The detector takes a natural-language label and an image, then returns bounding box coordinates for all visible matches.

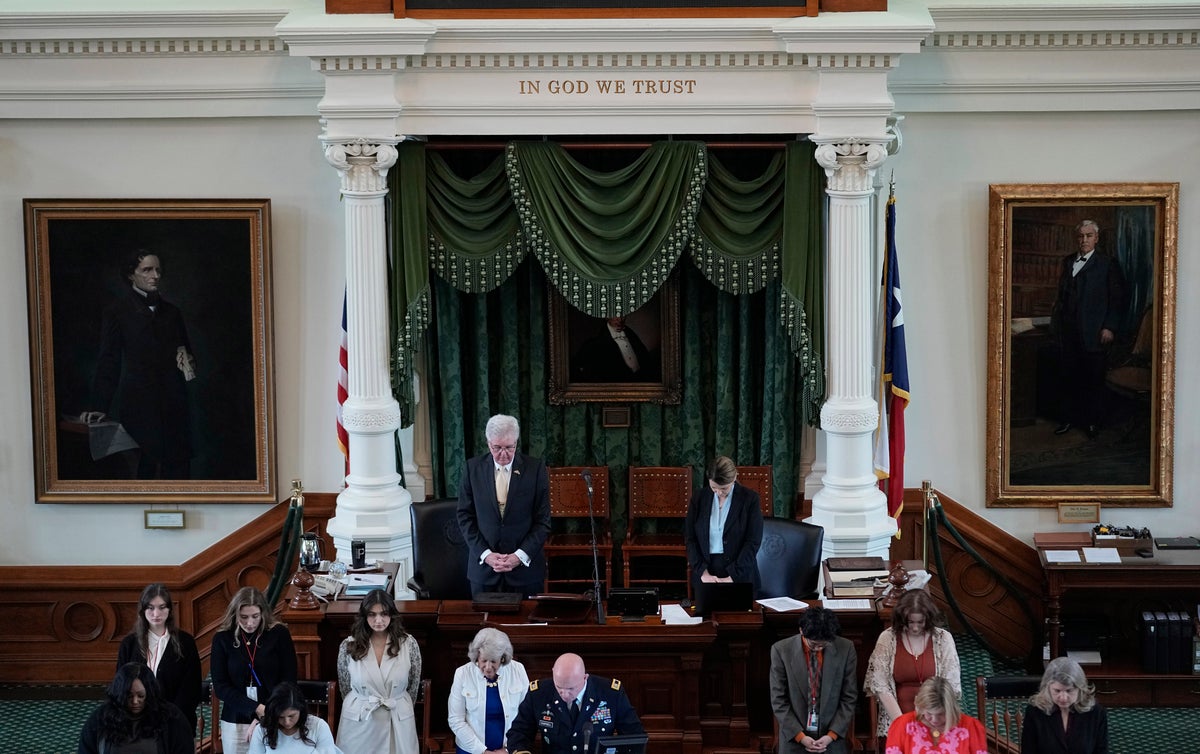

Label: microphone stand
[582,471,606,625]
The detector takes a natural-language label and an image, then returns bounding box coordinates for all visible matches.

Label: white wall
[0,117,348,564]
[887,109,1200,540]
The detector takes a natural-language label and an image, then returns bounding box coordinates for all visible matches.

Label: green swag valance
[388,139,825,426]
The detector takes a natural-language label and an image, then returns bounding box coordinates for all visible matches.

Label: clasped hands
[485,552,522,573]
[699,569,733,584]
[798,733,832,752]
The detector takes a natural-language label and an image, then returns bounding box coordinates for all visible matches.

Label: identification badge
[247,686,258,702]
[805,709,819,734]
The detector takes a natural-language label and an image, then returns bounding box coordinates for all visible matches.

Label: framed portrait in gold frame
[23,199,276,503]
[985,183,1176,508]
[547,276,681,405]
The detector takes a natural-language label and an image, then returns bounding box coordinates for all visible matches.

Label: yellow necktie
[496,466,510,516]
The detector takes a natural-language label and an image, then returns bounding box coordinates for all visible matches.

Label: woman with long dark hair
[211,586,297,754]
[78,661,194,754]
[116,584,202,732]
[248,682,343,754]
[336,588,422,754]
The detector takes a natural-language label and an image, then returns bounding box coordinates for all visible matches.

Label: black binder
[1167,611,1187,673]
[1141,611,1162,673]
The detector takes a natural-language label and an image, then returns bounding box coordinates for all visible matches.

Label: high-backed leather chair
[736,465,774,517]
[407,498,472,600]
[755,517,824,599]
[545,466,612,595]
[622,466,692,593]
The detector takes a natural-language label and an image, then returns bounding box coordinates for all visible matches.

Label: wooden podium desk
[1039,547,1200,705]
[284,596,886,753]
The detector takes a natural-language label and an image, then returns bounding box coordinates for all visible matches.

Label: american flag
[874,190,910,525]
[337,293,349,481]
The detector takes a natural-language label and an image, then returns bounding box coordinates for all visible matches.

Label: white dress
[335,634,422,754]
[248,716,344,754]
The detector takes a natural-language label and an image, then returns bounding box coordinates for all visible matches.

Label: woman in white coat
[448,628,529,754]
[336,589,421,754]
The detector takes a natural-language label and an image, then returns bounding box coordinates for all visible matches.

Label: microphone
[581,468,593,495]
[582,721,594,754]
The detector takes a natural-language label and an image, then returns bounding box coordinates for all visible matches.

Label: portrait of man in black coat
[571,315,661,383]
[80,250,196,479]
[1049,219,1128,439]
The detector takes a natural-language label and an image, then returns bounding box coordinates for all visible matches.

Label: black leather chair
[756,517,824,599]
[407,498,472,600]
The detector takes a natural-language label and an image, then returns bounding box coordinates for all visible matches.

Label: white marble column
[807,138,898,559]
[322,138,415,594]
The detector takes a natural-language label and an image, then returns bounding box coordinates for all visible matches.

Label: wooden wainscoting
[889,488,1044,665]
[0,493,336,686]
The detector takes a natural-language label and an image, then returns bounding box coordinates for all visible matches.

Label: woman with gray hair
[1022,657,1109,753]
[448,627,529,754]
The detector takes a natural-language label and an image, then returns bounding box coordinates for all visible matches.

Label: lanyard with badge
[243,631,264,701]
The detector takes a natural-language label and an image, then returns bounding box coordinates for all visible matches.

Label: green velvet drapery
[387,139,824,519]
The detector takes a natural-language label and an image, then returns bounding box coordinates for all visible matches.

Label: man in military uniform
[508,653,644,754]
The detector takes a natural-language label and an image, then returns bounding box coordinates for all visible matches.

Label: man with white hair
[457,414,551,598]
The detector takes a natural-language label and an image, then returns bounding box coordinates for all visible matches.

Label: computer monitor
[591,733,649,754]
[693,581,754,618]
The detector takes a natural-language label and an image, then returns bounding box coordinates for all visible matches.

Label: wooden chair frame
[622,466,692,590]
[976,674,1041,754]
[735,465,774,517]
[545,466,613,593]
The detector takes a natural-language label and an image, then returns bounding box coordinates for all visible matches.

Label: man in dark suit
[507,652,644,754]
[80,250,195,479]
[572,316,660,382]
[456,414,552,598]
[770,607,858,754]
[684,456,763,598]
[1050,220,1128,439]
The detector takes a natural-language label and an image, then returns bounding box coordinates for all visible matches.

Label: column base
[327,485,415,599]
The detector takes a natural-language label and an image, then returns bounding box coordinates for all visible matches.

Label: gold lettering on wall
[517,79,697,95]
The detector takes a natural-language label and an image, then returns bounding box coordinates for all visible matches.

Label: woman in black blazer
[684,456,764,598]
[211,586,297,754]
[116,583,202,733]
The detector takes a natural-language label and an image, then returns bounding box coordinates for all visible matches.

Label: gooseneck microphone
[581,468,593,495]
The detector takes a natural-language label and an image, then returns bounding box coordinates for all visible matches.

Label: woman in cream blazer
[448,628,530,754]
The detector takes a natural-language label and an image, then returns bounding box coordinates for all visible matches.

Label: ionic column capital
[811,138,891,194]
[321,138,400,194]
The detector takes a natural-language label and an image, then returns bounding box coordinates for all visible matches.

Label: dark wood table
[284,592,886,753]
[1038,546,1200,705]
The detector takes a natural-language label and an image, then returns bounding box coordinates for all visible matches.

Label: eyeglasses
[489,444,516,453]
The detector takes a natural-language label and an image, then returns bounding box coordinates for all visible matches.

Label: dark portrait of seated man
[571,315,661,383]
[79,250,195,480]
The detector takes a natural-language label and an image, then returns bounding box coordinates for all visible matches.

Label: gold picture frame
[986,183,1177,507]
[24,199,276,503]
[547,276,681,405]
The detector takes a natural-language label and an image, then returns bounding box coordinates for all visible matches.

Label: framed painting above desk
[986,183,1178,508]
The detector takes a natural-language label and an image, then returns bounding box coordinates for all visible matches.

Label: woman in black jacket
[78,662,193,754]
[116,584,201,733]
[211,586,297,754]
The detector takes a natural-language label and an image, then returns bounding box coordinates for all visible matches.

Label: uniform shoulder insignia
[610,678,622,690]
[529,680,539,691]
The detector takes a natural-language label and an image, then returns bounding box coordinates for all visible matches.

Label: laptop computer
[693,581,755,618]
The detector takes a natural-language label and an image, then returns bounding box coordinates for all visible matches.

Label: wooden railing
[891,487,1044,666]
[0,493,336,685]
